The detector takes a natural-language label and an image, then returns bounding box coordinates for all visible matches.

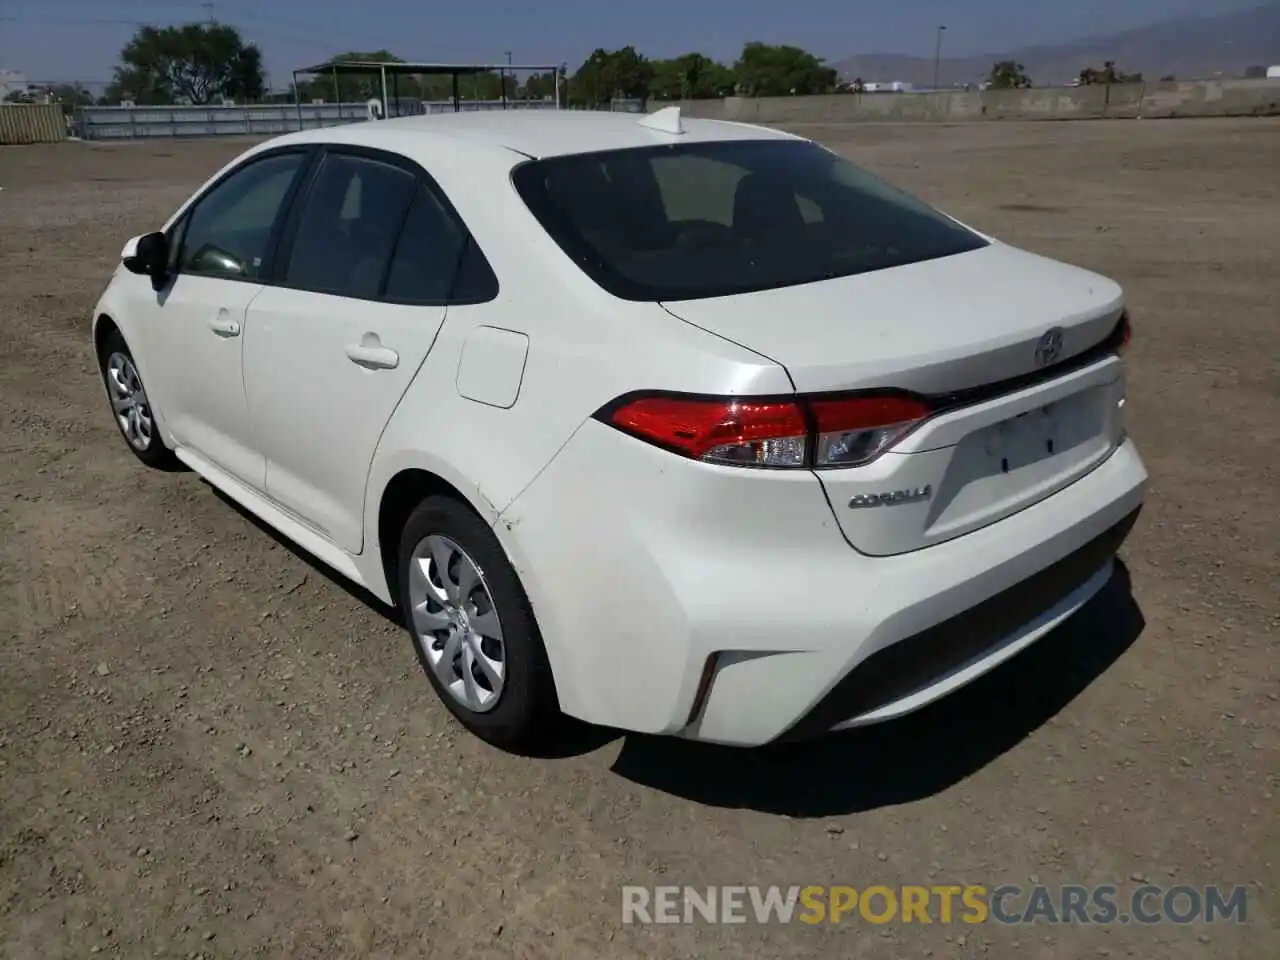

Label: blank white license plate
[992,404,1059,473]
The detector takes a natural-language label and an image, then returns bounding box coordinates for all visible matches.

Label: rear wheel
[98,329,176,469]
[397,495,559,751]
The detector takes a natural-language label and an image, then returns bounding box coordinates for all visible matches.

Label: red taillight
[1118,311,1132,354]
[606,395,808,467]
[808,395,930,431]
[601,392,932,469]
[808,394,932,466]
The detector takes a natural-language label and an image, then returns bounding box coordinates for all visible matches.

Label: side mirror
[122,231,169,278]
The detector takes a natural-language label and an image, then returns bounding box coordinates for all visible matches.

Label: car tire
[397,495,560,751]
[97,329,177,469]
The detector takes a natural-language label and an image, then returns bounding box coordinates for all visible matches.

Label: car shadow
[198,477,1144,790]
[151,457,191,474]
[607,561,1144,816]
[204,482,622,758]
[204,483,403,629]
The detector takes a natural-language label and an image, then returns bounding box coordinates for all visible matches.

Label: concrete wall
[1140,79,1280,118]
[0,103,66,145]
[662,78,1280,124]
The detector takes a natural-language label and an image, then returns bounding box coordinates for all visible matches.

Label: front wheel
[397,495,560,751]
[98,329,176,469]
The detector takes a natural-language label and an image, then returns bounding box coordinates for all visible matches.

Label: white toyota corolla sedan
[91,108,1146,750]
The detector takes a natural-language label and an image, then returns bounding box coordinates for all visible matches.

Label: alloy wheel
[105,351,153,451]
[406,534,507,713]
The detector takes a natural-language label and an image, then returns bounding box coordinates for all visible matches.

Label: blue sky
[0,0,1263,88]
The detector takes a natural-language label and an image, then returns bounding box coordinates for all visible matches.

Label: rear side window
[384,184,497,304]
[512,140,988,301]
[284,153,417,300]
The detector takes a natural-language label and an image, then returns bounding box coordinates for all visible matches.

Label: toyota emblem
[1034,327,1065,368]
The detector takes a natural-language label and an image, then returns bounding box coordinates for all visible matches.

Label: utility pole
[202,0,215,24]
[933,24,946,90]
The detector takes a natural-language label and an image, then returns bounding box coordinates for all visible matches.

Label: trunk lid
[661,242,1124,395]
[661,242,1129,555]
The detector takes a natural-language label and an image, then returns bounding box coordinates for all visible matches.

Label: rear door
[242,146,490,552]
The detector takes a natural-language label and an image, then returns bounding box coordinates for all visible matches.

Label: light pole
[933,25,946,90]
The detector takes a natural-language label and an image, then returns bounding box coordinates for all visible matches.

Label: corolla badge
[1034,327,1065,368]
[848,485,932,508]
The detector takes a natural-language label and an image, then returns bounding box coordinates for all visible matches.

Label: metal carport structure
[291,59,564,123]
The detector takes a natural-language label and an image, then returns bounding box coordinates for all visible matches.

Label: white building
[1267,66,1280,79]
[863,81,913,93]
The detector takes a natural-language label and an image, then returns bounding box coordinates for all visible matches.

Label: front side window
[178,151,307,280]
[283,153,417,300]
[512,139,988,302]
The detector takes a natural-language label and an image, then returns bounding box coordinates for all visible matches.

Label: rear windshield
[511,139,988,302]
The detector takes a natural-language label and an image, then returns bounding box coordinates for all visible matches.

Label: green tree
[107,23,265,105]
[50,83,96,114]
[733,42,837,97]
[649,58,685,100]
[521,71,564,101]
[417,72,456,102]
[1079,61,1142,86]
[473,71,518,101]
[409,70,512,103]
[649,53,734,100]
[987,60,1032,89]
[569,47,653,107]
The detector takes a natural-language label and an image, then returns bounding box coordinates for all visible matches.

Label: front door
[244,151,475,552]
[143,276,266,485]
[134,149,312,489]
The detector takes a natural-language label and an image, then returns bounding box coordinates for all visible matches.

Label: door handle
[209,313,241,337]
[345,335,399,370]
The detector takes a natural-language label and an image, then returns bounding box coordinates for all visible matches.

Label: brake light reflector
[606,395,808,467]
[808,395,932,466]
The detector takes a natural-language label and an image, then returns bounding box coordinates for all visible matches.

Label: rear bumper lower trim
[773,504,1141,743]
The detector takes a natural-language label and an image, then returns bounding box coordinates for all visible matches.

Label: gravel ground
[1,118,1277,959]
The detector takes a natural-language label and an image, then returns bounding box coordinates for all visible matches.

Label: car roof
[273,109,804,160]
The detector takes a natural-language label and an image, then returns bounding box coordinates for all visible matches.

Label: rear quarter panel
[360,137,793,598]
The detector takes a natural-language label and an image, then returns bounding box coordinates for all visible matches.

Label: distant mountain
[834,2,1280,88]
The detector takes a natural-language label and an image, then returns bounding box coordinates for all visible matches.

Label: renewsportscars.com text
[621,884,1248,926]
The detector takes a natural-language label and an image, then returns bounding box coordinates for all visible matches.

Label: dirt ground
[1,118,1276,959]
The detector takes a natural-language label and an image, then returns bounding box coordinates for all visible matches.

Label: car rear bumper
[495,422,1147,747]
[773,505,1137,742]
